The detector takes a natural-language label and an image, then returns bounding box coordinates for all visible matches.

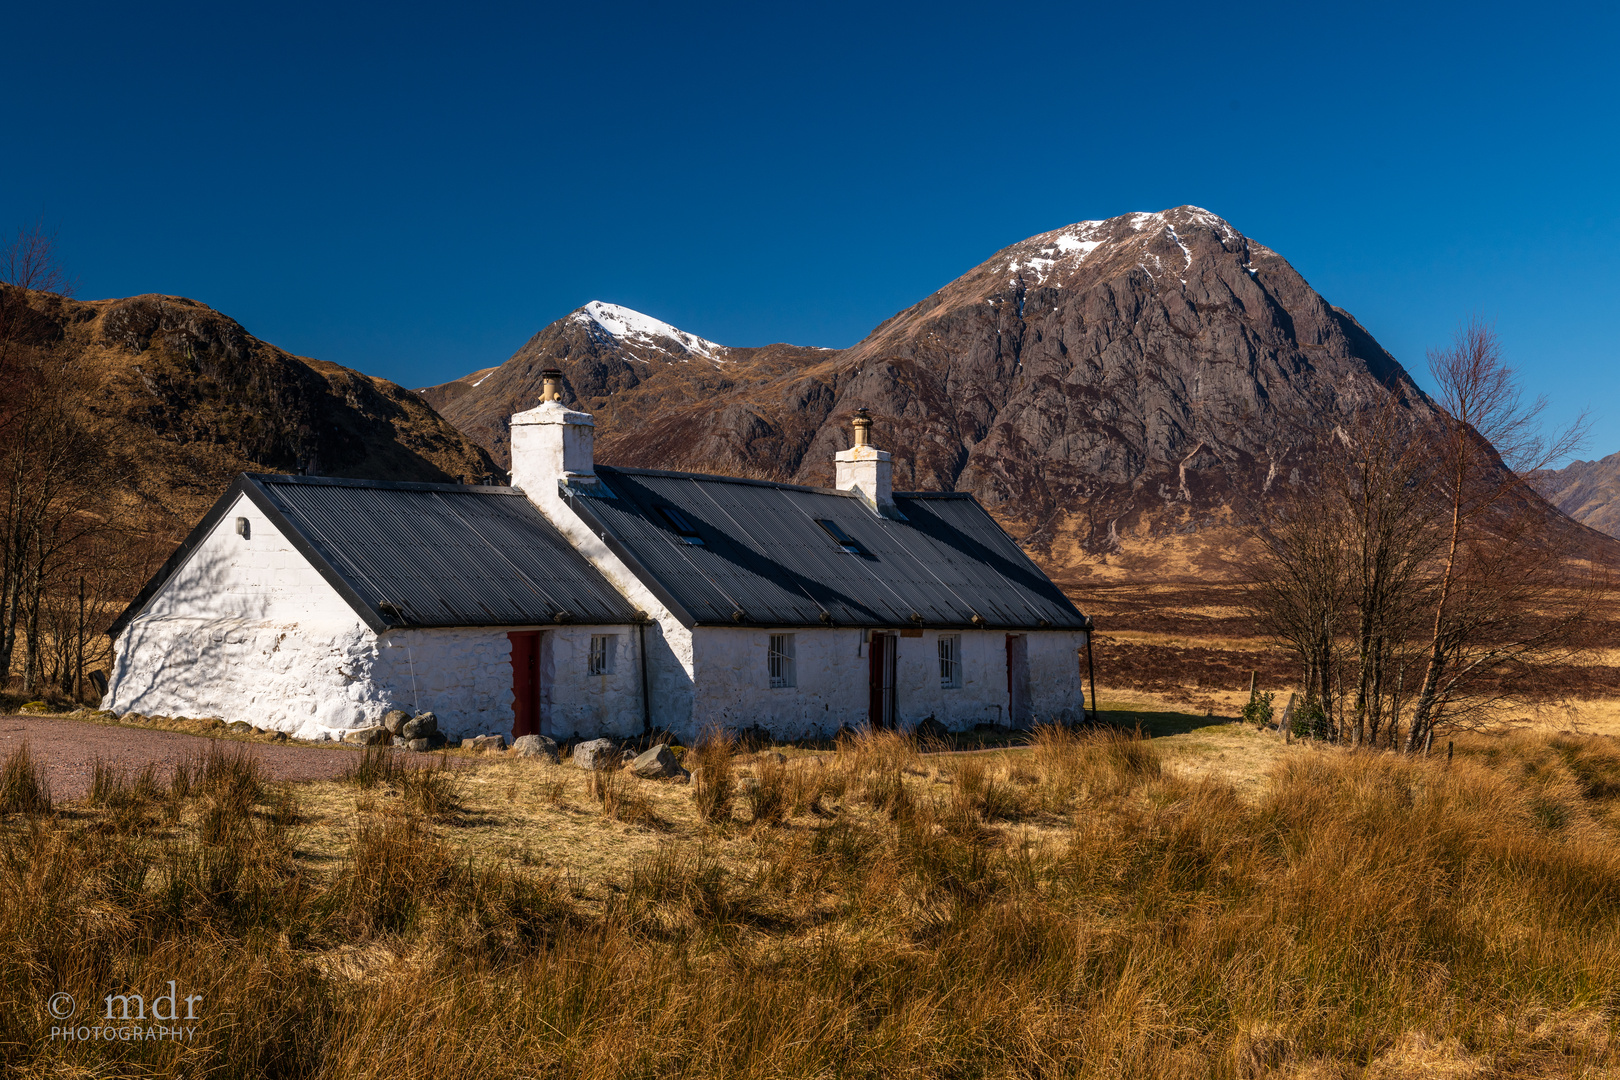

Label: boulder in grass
[462,734,505,752]
[382,709,411,737]
[226,720,254,735]
[344,726,390,745]
[914,717,950,743]
[573,738,620,771]
[401,712,438,740]
[511,735,560,761]
[405,737,432,752]
[628,744,687,780]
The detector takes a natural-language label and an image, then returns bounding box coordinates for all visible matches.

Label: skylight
[657,506,703,544]
[816,518,865,555]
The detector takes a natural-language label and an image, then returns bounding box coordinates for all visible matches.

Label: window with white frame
[768,633,796,688]
[938,634,962,689]
[588,635,615,676]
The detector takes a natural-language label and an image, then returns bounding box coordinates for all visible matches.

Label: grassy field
[4,716,1620,1079]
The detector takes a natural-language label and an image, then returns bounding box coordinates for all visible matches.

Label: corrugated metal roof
[107,474,642,638]
[566,467,1086,630]
[253,475,641,629]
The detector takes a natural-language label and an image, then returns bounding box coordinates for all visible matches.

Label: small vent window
[938,634,962,689]
[815,518,864,555]
[657,506,704,544]
[588,635,616,676]
[768,633,796,688]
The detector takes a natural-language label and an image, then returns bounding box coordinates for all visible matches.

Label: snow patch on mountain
[571,301,725,362]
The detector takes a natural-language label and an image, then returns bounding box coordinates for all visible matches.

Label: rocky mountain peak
[422,207,1485,580]
[569,301,726,364]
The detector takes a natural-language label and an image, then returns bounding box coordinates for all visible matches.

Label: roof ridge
[246,472,517,495]
[595,465,968,500]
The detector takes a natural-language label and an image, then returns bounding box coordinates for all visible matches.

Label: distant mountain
[7,290,501,531]
[430,209,1472,580]
[423,300,831,470]
[1535,453,1620,538]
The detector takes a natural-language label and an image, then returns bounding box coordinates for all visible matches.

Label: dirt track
[0,714,447,802]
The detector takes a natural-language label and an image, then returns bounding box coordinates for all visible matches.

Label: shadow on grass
[1091,704,1240,738]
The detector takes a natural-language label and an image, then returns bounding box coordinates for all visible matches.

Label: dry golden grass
[6,728,1620,1077]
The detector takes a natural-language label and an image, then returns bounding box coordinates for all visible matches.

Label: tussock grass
[4,728,1620,1076]
[0,742,51,816]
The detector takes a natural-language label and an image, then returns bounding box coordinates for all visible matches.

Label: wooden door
[868,633,896,729]
[1005,634,1030,727]
[509,631,541,739]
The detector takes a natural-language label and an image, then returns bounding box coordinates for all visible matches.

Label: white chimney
[834,407,895,514]
[510,369,598,495]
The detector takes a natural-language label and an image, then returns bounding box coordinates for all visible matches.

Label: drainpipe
[1083,616,1098,725]
[638,615,652,738]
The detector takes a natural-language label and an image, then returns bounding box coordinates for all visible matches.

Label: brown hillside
[1536,452,1620,539]
[14,290,501,533]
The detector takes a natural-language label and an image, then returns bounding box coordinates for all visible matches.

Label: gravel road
[0,714,451,802]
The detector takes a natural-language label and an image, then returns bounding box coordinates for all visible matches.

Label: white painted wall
[104,490,651,741]
[691,627,867,740]
[685,626,1088,740]
[511,400,697,735]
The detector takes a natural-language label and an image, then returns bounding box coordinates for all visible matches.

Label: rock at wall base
[511,735,560,761]
[401,712,438,741]
[382,709,411,737]
[462,734,506,752]
[628,744,686,780]
[344,726,390,746]
[573,738,620,771]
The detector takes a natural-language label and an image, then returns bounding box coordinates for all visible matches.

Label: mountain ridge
[426,206,1477,580]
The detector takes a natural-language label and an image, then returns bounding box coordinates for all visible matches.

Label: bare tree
[1328,399,1443,747]
[1405,320,1591,751]
[0,224,146,700]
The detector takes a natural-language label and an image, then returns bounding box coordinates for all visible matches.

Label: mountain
[7,290,501,531]
[428,300,831,469]
[1535,453,1620,538]
[428,208,1450,580]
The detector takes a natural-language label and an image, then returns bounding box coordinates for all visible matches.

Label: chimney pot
[852,407,872,447]
[540,369,564,403]
[834,407,894,514]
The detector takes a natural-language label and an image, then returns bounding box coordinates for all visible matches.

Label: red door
[509,631,541,739]
[868,633,895,729]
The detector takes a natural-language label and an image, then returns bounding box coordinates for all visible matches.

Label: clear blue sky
[6,1,1617,461]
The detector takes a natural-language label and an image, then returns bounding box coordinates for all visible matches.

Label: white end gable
[138,492,362,627]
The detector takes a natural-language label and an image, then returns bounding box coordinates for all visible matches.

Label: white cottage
[106,373,1093,742]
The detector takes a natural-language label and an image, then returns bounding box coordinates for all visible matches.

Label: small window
[938,634,962,689]
[235,517,250,539]
[768,633,796,688]
[815,518,864,555]
[588,635,616,676]
[657,506,703,544]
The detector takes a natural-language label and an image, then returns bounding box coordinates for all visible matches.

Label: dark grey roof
[563,466,1086,631]
[108,474,640,638]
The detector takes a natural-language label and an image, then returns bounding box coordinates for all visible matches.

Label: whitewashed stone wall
[104,491,650,741]
[511,402,697,734]
[686,627,1087,740]
[691,628,866,740]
